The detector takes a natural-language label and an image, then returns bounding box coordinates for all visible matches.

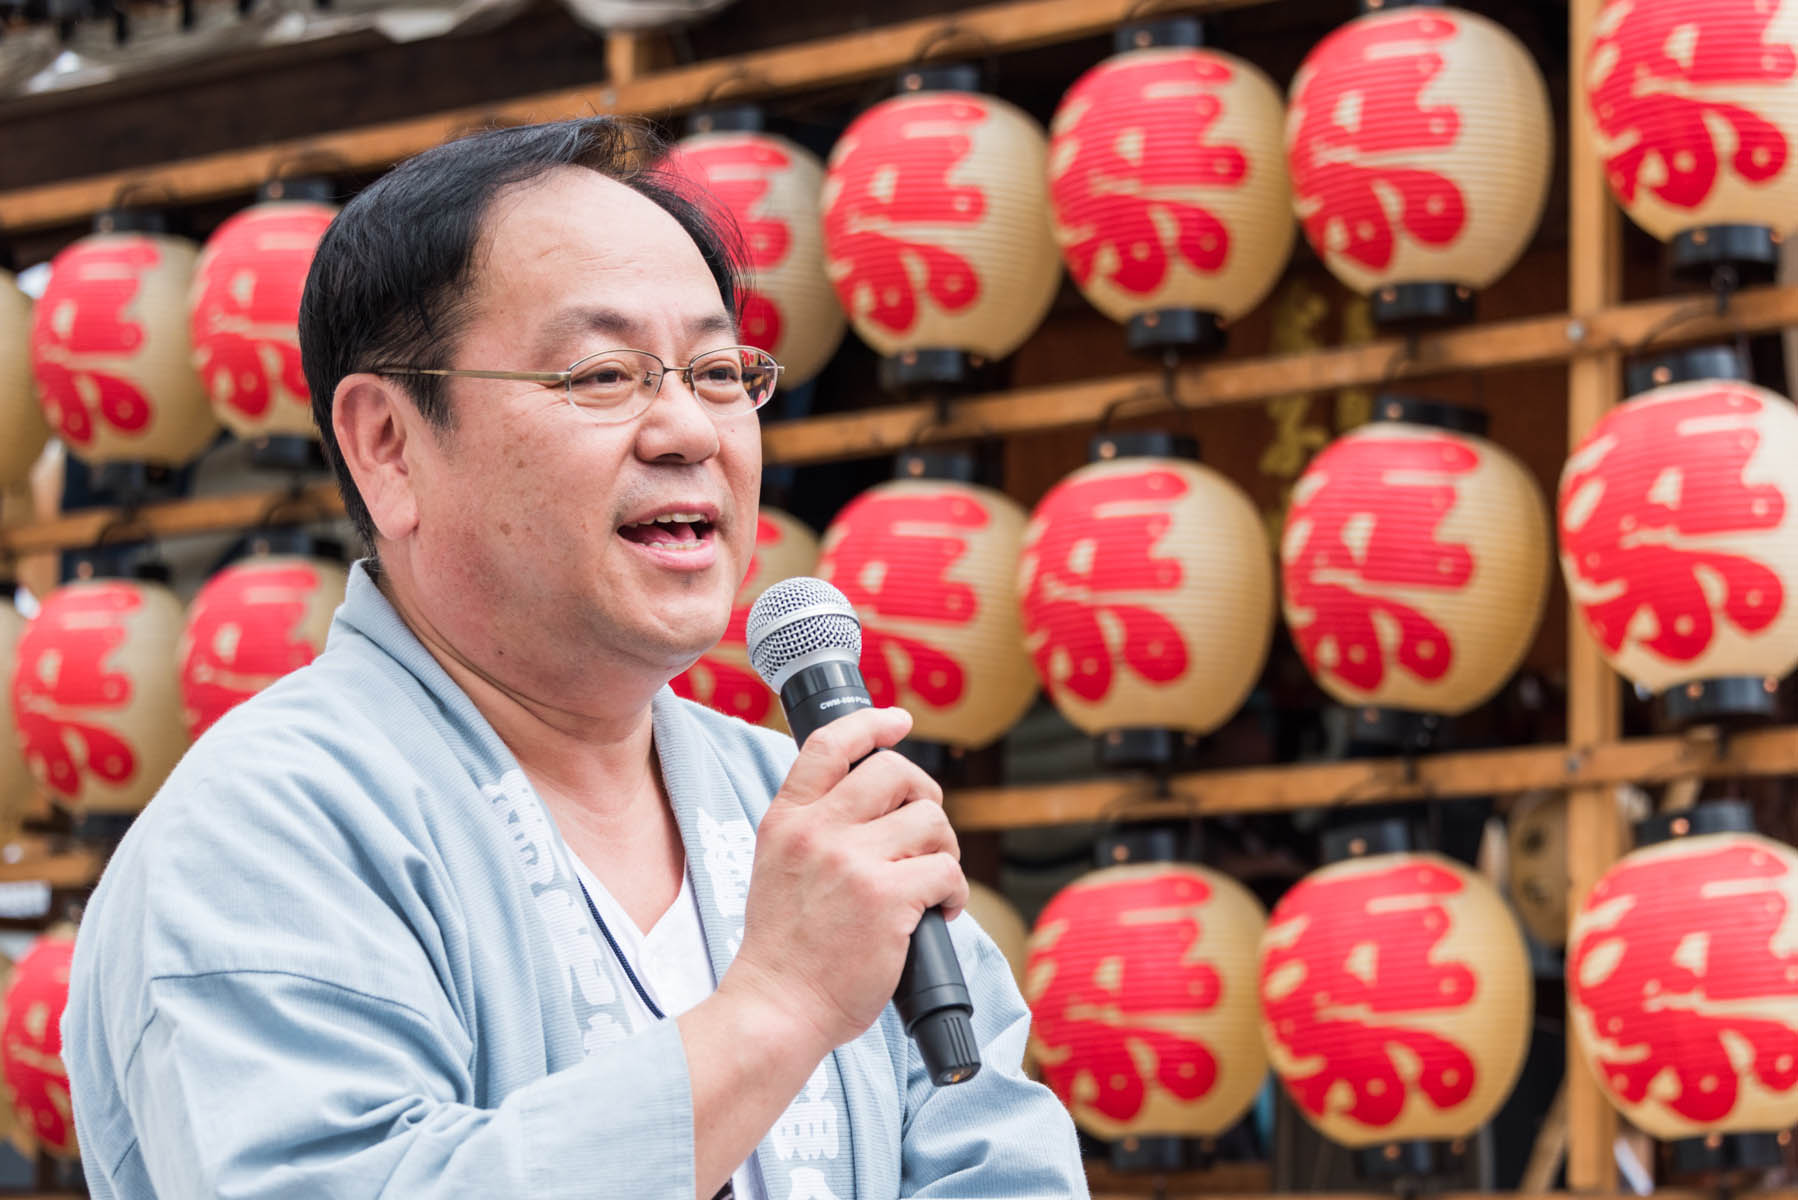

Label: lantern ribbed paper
[1286,8,1552,299]
[822,91,1062,363]
[672,508,818,728]
[816,480,1037,748]
[1569,831,1798,1140]
[668,133,845,387]
[11,580,189,815]
[0,600,34,839]
[1560,379,1798,694]
[1019,455,1274,737]
[1260,852,1532,1146]
[178,555,349,739]
[1282,421,1550,714]
[31,233,218,466]
[190,200,335,442]
[1049,46,1294,326]
[1,933,76,1159]
[1585,0,1798,243]
[0,272,48,489]
[1026,862,1268,1140]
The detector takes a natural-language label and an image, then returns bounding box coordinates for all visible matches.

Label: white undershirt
[568,855,770,1200]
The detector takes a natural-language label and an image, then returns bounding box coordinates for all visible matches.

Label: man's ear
[332,374,421,542]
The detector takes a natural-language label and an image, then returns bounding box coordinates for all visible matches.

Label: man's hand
[723,706,966,1053]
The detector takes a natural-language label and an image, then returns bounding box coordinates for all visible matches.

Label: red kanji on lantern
[1589,0,1794,212]
[1031,872,1222,1124]
[667,140,791,354]
[1,934,76,1158]
[1052,54,1246,293]
[11,584,140,799]
[1571,838,1798,1128]
[1285,433,1477,693]
[179,561,336,738]
[1562,384,1786,666]
[31,240,159,448]
[819,490,985,709]
[190,204,333,430]
[1262,859,1479,1128]
[1020,469,1188,705]
[1288,13,1466,273]
[823,97,987,336]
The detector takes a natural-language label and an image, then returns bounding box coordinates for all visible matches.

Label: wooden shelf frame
[0,0,1269,234]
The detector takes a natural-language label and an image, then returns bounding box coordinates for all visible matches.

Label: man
[63,118,1087,1199]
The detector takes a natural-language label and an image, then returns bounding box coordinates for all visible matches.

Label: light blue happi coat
[63,563,1087,1199]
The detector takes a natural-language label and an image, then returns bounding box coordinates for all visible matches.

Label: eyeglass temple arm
[377,367,570,384]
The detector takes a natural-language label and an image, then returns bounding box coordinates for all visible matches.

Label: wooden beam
[1565,0,1624,1188]
[945,725,1797,831]
[0,481,343,557]
[762,283,1798,466]
[0,0,1265,233]
[0,838,103,888]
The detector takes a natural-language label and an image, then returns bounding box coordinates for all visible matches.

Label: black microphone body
[778,659,981,1086]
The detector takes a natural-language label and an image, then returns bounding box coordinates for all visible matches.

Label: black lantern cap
[1670,224,1780,287]
[1087,431,1199,463]
[896,62,983,95]
[1633,797,1755,848]
[880,348,973,393]
[1370,281,1473,331]
[1114,16,1203,53]
[1321,814,1420,864]
[687,104,766,136]
[94,206,171,236]
[893,449,978,483]
[1126,309,1225,357]
[1660,674,1780,728]
[1093,821,1196,866]
[1371,394,1488,437]
[257,176,336,205]
[1623,344,1748,398]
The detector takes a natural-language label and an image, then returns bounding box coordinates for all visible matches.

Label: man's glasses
[374,345,782,425]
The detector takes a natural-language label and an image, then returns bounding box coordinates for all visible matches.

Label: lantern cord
[695,65,778,110]
[908,22,997,69]
[1629,267,1740,355]
[1122,0,1200,23]
[256,484,332,532]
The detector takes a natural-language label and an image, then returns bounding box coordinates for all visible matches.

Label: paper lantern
[178,554,349,739]
[821,86,1061,381]
[1585,0,1798,274]
[1507,791,1571,948]
[666,131,845,387]
[1018,438,1275,754]
[1025,862,1267,1139]
[0,933,76,1159]
[31,230,218,467]
[0,272,48,489]
[1260,852,1532,1146]
[1286,7,1552,325]
[0,598,34,839]
[1560,378,1798,713]
[190,199,336,444]
[965,880,1031,994]
[1282,406,1550,717]
[671,508,818,728]
[816,477,1037,748]
[1568,825,1798,1140]
[11,579,189,815]
[1049,42,1294,351]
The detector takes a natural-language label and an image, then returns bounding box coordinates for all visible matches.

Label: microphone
[746,577,980,1087]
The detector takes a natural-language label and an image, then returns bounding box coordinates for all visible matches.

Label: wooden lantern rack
[0,0,1784,1194]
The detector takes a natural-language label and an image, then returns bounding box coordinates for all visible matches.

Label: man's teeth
[651,512,705,524]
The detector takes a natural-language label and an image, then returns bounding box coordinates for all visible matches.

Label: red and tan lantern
[0,598,35,839]
[1282,408,1550,717]
[1026,862,1268,1139]
[1019,441,1275,749]
[672,508,818,728]
[31,229,218,467]
[822,87,1062,378]
[190,198,336,444]
[1,932,77,1159]
[178,554,348,739]
[11,579,189,816]
[816,477,1037,748]
[1049,42,1294,351]
[1560,378,1798,707]
[1286,7,1552,324]
[1260,852,1533,1146]
[1568,823,1798,1140]
[1584,0,1798,273]
[0,272,49,489]
[666,132,845,387]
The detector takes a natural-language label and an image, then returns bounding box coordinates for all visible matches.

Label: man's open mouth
[617,512,715,549]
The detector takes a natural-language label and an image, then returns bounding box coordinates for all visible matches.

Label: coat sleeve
[123,971,694,1200]
[897,916,1089,1198]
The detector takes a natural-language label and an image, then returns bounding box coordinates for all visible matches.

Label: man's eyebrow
[536,307,739,358]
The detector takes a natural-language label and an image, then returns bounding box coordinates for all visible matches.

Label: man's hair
[298,117,743,553]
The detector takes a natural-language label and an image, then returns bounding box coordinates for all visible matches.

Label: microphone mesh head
[746,577,862,687]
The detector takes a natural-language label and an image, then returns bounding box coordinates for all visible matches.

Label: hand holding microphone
[737,578,981,1087]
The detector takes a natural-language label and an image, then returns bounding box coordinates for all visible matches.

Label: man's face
[400,167,761,692]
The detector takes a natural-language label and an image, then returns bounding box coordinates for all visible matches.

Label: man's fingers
[829,749,942,824]
[889,852,968,923]
[775,707,913,805]
[863,795,959,863]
